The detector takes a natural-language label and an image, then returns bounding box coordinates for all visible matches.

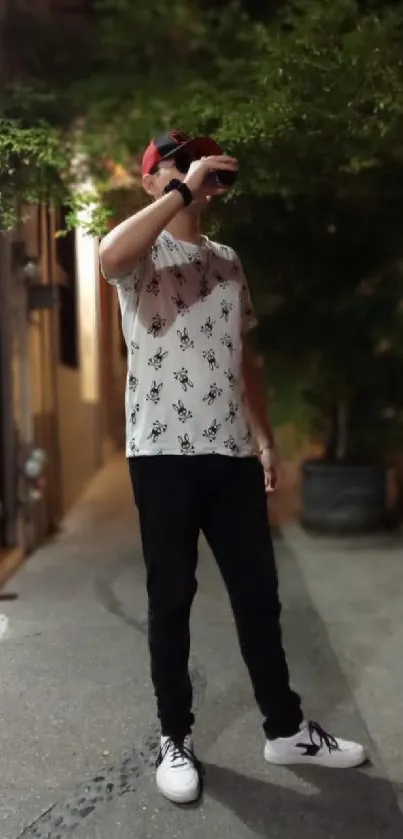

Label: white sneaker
[264,721,366,769]
[156,735,201,804]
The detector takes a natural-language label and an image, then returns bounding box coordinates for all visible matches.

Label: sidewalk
[1,454,403,839]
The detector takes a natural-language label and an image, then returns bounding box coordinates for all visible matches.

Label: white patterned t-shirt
[103,231,257,458]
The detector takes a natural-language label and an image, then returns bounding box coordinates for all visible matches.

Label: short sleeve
[100,249,151,292]
[234,255,258,334]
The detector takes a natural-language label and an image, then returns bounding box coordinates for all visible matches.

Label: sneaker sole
[156,779,201,805]
[264,747,367,769]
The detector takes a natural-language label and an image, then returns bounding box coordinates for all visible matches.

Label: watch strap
[163,179,193,207]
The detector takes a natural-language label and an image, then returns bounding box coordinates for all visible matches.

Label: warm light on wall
[75,202,100,404]
[103,157,139,187]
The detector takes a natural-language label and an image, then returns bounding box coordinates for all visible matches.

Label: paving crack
[16,665,207,838]
[14,554,210,838]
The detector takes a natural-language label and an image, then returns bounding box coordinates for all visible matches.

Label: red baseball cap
[141,131,223,176]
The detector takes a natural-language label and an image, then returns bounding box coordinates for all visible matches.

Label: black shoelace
[156,738,205,776]
[308,721,340,753]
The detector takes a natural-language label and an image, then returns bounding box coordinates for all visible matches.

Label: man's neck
[165,209,202,246]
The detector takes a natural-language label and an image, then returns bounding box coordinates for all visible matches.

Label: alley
[1,455,403,838]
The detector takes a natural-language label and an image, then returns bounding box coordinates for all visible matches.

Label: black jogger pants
[128,454,303,740]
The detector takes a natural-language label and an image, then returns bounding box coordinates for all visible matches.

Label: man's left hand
[259,445,280,493]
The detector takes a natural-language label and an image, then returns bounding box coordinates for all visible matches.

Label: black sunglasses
[168,150,239,189]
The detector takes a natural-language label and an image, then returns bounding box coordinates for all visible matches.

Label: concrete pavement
[1,454,403,838]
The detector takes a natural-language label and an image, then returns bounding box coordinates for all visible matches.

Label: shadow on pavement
[16,512,399,837]
[196,530,360,756]
[275,532,354,709]
[206,761,402,839]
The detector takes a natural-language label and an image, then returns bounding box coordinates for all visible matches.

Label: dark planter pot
[300,459,389,534]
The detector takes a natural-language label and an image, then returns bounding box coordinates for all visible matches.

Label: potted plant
[249,190,403,533]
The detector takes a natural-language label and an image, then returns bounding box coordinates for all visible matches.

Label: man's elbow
[99,237,124,278]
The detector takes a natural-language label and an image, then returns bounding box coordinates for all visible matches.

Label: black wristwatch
[163,179,193,207]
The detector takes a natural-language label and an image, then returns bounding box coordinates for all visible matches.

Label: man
[99,131,366,805]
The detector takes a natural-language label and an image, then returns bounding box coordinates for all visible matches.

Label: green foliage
[0,113,112,234]
[212,190,403,462]
[3,0,403,233]
[78,0,403,192]
[0,7,94,231]
[193,0,403,193]
[3,0,403,463]
[0,117,65,229]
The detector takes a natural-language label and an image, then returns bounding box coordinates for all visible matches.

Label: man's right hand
[184,155,238,198]
[99,155,238,279]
